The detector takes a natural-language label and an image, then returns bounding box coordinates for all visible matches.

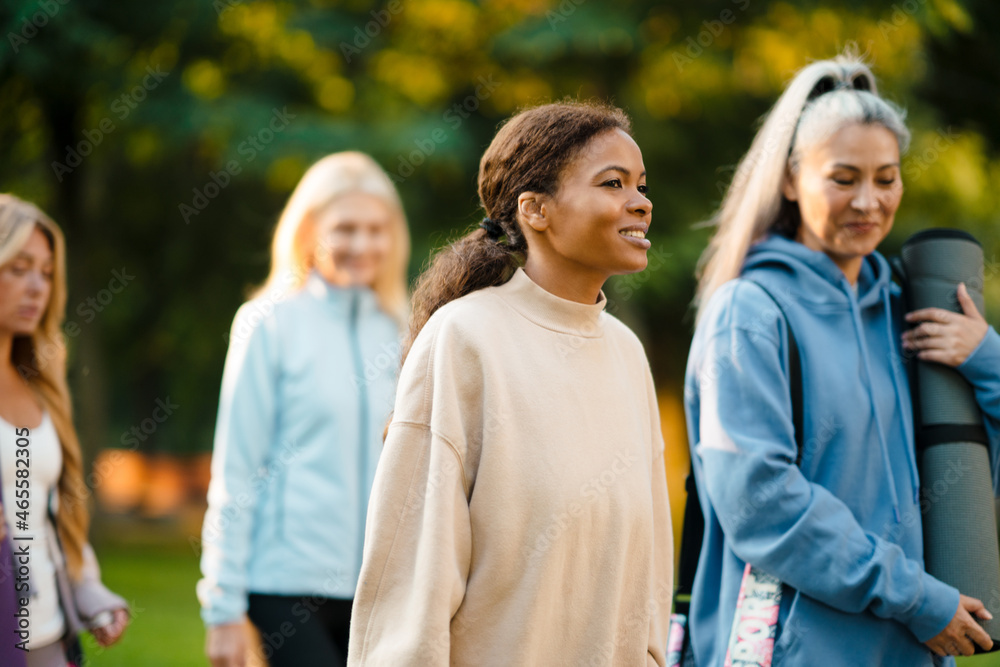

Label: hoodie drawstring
[882,289,922,505]
[847,285,902,523]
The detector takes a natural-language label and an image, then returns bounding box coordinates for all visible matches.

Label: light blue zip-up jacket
[684,234,1000,666]
[197,272,401,625]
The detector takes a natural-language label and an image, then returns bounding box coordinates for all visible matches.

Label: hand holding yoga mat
[898,228,1000,653]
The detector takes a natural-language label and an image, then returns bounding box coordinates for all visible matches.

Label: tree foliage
[0,0,996,454]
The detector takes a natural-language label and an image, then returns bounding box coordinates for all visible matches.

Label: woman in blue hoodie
[198,152,411,667]
[684,53,1000,665]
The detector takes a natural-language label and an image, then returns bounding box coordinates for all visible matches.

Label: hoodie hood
[744,233,897,310]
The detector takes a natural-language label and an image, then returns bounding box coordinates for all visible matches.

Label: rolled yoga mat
[900,228,1000,651]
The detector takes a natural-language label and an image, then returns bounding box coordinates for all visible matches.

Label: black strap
[749,280,804,464]
[673,471,703,615]
[675,279,804,613]
[917,423,989,449]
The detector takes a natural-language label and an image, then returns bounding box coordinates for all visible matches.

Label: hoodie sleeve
[956,325,1000,492]
[197,303,279,626]
[694,283,959,644]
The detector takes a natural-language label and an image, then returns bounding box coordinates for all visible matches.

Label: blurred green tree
[0,0,996,459]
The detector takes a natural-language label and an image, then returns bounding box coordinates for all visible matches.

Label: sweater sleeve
[696,316,959,643]
[645,368,673,667]
[72,543,128,624]
[348,421,472,666]
[197,303,279,626]
[647,445,673,667]
[956,325,1000,491]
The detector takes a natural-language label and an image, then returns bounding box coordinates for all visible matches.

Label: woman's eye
[638,184,649,195]
[833,178,853,186]
[878,179,896,186]
[603,179,622,188]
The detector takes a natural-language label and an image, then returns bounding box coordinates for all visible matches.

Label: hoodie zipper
[348,292,370,576]
[275,452,288,541]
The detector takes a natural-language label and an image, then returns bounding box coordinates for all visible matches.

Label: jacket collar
[304,270,379,316]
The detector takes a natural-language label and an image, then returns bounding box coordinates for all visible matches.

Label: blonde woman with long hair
[198,152,411,667]
[683,53,1000,665]
[0,195,129,666]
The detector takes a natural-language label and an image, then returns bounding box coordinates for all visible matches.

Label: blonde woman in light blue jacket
[198,152,410,667]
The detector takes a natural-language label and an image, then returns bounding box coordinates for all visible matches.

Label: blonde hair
[694,50,910,320]
[0,194,88,581]
[254,152,411,323]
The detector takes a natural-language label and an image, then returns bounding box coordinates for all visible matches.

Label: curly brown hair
[400,100,632,367]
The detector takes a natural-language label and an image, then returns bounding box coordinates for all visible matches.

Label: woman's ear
[517,192,549,232]
[781,167,798,202]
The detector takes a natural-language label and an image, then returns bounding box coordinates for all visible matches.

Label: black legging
[247,594,352,666]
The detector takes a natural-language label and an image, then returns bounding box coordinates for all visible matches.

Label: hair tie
[807,74,870,101]
[479,217,504,240]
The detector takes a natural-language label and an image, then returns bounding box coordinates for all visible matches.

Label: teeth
[620,230,646,239]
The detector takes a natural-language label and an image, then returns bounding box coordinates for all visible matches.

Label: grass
[82,520,206,666]
[78,519,1000,666]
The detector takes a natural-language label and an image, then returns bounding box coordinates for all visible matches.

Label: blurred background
[1,0,998,663]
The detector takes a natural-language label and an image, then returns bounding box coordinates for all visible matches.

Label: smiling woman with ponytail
[349,101,675,666]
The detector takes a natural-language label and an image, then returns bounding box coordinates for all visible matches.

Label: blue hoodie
[197,272,401,625]
[684,234,1000,666]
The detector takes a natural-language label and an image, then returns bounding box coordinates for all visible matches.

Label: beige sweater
[349,268,674,667]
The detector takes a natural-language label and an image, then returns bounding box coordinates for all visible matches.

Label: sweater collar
[494,267,607,337]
